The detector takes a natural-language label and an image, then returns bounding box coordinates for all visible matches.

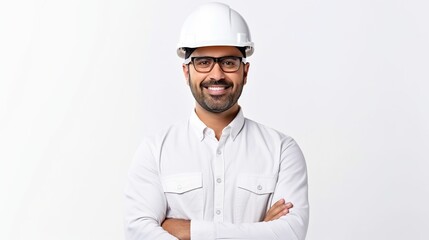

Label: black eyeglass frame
[184,56,247,73]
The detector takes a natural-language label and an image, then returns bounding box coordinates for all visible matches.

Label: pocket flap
[237,175,276,195]
[162,172,202,194]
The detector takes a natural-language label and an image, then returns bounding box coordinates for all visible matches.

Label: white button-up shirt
[125,109,309,240]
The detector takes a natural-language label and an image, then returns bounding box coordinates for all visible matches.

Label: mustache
[201,79,232,88]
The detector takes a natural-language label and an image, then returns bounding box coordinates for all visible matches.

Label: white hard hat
[177,2,254,58]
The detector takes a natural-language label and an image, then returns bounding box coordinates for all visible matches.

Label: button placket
[213,140,225,222]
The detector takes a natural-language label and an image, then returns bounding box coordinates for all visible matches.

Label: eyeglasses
[184,56,246,73]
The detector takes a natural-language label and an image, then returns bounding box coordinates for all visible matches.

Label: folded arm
[124,140,178,240]
[162,199,294,239]
[163,138,309,240]
[125,138,309,240]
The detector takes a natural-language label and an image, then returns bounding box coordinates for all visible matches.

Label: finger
[268,203,287,217]
[272,198,286,207]
[272,206,292,220]
[266,205,287,221]
[265,199,285,218]
[264,199,287,221]
[285,202,293,209]
[264,202,294,222]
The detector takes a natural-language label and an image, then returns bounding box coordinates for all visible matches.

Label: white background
[1,0,428,239]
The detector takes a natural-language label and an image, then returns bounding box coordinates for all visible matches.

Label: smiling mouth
[207,85,229,90]
[203,85,231,96]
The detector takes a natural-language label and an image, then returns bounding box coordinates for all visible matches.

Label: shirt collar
[189,108,246,141]
[228,108,245,141]
[189,109,207,141]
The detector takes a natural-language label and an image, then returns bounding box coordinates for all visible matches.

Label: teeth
[208,86,226,91]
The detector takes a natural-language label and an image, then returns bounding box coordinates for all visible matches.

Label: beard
[188,77,244,113]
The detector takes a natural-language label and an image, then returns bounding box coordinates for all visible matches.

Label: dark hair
[184,46,247,59]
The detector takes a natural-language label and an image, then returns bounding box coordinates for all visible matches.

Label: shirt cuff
[190,220,215,240]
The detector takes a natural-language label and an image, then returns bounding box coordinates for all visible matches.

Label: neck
[195,104,240,140]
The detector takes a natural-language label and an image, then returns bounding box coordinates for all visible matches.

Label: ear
[182,64,190,85]
[243,62,250,85]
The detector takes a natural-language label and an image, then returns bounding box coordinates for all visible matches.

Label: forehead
[192,46,243,57]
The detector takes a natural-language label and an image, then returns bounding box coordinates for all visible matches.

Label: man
[125,2,309,240]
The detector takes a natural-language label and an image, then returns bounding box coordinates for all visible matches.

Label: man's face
[182,46,250,113]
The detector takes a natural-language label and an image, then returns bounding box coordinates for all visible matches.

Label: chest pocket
[235,175,277,222]
[237,175,277,194]
[162,172,203,219]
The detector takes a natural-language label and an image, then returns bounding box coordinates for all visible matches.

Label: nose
[208,62,226,80]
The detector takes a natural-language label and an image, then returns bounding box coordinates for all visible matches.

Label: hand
[161,218,190,240]
[263,198,293,222]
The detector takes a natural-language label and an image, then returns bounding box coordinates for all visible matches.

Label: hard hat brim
[177,44,254,58]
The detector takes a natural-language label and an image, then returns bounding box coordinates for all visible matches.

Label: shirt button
[216,210,221,215]
[216,178,222,183]
[217,150,222,155]
[257,185,262,190]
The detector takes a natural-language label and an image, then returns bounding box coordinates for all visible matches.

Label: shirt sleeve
[124,139,178,240]
[190,138,309,240]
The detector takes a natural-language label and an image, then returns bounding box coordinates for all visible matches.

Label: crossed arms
[124,138,309,240]
[162,199,294,239]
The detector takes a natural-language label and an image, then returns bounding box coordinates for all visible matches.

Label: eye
[194,58,213,68]
[221,57,239,68]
